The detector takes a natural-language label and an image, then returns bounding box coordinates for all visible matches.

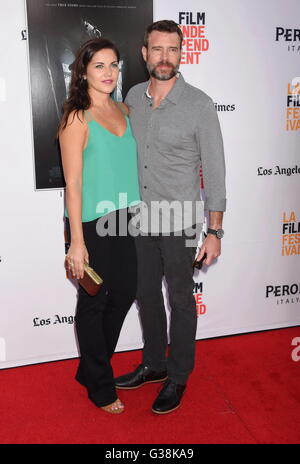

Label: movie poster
[26,0,153,189]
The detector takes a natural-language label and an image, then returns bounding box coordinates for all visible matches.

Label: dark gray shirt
[125,73,226,232]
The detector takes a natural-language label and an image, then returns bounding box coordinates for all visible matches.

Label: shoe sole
[151,403,181,415]
[116,376,168,390]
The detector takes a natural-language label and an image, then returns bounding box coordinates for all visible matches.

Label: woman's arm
[59,111,89,279]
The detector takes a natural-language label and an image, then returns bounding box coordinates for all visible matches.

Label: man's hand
[195,234,221,266]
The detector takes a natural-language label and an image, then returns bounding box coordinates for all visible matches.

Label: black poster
[26,0,153,189]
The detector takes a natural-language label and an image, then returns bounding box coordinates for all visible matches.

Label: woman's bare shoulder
[59,110,88,137]
[66,110,88,128]
[117,102,129,116]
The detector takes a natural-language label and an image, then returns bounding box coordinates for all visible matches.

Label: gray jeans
[135,225,202,385]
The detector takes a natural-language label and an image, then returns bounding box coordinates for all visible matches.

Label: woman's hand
[66,242,89,280]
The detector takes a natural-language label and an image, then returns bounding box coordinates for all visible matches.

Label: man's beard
[147,60,180,81]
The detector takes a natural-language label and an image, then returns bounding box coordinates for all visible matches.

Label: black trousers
[135,227,200,385]
[65,209,137,407]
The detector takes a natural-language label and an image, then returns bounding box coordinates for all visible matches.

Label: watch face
[216,229,224,239]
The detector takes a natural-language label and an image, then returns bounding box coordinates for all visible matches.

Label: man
[115,20,226,414]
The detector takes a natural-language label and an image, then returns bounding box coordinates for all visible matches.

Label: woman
[59,38,140,413]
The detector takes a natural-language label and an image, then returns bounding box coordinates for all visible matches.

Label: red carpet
[0,327,299,444]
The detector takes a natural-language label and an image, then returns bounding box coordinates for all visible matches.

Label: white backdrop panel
[0,0,299,368]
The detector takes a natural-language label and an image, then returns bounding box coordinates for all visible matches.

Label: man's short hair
[144,20,183,49]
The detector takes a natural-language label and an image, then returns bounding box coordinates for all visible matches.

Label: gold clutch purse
[65,260,103,296]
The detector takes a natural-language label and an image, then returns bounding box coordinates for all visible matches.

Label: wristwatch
[207,228,224,239]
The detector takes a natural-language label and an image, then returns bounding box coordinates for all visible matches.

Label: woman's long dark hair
[59,38,120,131]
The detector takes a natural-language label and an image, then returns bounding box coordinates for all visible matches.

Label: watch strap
[207,228,218,235]
[207,228,224,239]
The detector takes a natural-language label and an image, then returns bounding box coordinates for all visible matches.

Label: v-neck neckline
[90,115,128,138]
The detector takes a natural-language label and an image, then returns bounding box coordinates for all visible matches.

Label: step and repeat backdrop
[0,0,299,368]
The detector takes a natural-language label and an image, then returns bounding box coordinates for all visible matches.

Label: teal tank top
[65,110,141,222]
